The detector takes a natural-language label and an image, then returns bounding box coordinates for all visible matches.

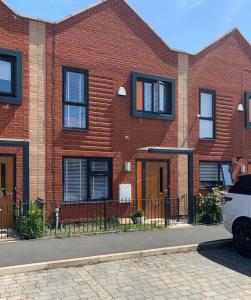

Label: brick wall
[0,1,29,139]
[189,29,251,192]
[45,0,179,207]
[0,1,29,204]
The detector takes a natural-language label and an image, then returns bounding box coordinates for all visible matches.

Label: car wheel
[233,219,251,258]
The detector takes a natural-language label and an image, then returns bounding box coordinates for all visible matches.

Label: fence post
[177,197,180,222]
[19,202,22,238]
[164,197,170,228]
[103,199,107,231]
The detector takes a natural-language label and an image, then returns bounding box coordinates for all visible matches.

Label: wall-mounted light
[237,103,244,112]
[124,162,131,172]
[118,87,126,96]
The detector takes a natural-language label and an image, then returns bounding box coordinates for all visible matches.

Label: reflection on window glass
[64,105,86,129]
[221,163,233,186]
[66,71,85,103]
[199,119,214,138]
[144,82,152,111]
[0,60,12,94]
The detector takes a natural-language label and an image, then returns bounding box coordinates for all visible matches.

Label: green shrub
[132,209,144,218]
[196,187,223,224]
[19,205,45,239]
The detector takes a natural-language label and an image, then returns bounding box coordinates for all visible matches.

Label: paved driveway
[1,246,251,299]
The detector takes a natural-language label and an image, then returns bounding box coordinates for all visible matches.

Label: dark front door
[0,156,14,229]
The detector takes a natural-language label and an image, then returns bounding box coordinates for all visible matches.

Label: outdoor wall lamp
[118,87,126,96]
[237,103,244,112]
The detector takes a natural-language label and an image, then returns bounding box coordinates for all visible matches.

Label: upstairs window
[0,49,22,105]
[199,161,233,189]
[132,72,175,120]
[245,91,251,128]
[199,89,215,139]
[63,67,88,130]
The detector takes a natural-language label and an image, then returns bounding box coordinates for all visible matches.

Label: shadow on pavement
[198,244,251,277]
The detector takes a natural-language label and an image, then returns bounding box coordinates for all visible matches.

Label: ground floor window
[63,157,112,202]
[199,161,233,189]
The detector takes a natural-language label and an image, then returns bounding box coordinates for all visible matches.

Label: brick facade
[0,0,251,220]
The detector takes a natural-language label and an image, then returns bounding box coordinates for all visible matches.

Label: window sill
[199,138,216,142]
[63,127,88,132]
[132,111,175,120]
[0,95,22,105]
[62,200,113,205]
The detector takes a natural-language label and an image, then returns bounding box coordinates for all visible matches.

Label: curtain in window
[64,158,87,202]
[64,105,86,129]
[90,175,108,200]
[66,72,85,103]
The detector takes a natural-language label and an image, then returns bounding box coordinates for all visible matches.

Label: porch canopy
[138,146,194,223]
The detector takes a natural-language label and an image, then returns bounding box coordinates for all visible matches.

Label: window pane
[159,83,165,112]
[221,163,233,186]
[64,159,87,202]
[144,82,152,112]
[153,83,159,112]
[200,119,214,138]
[249,98,251,122]
[91,160,108,172]
[136,81,143,111]
[66,71,85,103]
[199,162,219,188]
[64,105,86,129]
[90,175,108,200]
[0,60,12,93]
[200,92,213,117]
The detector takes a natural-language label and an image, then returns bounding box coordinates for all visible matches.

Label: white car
[223,175,251,257]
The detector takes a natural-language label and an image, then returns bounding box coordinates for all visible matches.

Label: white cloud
[175,0,206,13]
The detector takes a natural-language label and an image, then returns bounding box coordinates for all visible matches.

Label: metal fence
[0,196,190,239]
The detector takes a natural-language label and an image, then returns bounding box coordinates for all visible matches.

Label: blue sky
[5,0,251,53]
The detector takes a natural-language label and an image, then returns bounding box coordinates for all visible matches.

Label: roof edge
[1,0,54,23]
[1,1,250,55]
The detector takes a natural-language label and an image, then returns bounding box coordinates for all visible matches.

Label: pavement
[0,225,231,268]
[1,245,251,300]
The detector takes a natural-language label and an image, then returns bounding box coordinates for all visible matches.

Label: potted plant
[132,209,145,224]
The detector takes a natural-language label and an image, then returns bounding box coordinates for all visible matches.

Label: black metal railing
[0,196,190,239]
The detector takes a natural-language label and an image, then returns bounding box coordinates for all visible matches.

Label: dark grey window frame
[199,161,232,189]
[245,91,251,129]
[132,72,176,120]
[63,157,112,203]
[0,48,22,105]
[62,67,89,131]
[199,89,216,140]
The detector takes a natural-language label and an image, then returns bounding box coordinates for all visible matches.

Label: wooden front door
[0,156,14,229]
[248,163,251,175]
[145,161,168,219]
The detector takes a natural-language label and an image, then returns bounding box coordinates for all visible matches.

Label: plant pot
[134,216,145,224]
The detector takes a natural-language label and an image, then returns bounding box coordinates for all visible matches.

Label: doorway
[0,156,15,229]
[136,160,170,219]
[248,163,251,175]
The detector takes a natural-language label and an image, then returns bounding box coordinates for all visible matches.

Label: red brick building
[0,0,250,227]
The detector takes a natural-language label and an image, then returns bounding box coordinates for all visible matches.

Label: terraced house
[0,0,251,232]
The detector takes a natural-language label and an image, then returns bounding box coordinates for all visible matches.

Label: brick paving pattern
[1,247,251,299]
